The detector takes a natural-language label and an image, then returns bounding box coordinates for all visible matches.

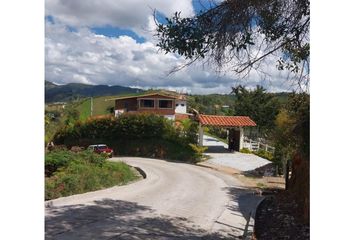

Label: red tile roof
[198,114,256,127]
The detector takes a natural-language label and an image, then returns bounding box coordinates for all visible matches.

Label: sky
[45,0,297,94]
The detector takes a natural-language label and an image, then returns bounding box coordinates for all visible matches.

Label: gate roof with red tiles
[198,114,256,127]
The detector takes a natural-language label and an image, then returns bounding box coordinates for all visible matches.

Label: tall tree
[156,0,309,89]
[156,0,310,223]
[232,85,280,135]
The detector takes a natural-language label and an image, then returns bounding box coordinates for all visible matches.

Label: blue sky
[45,0,296,94]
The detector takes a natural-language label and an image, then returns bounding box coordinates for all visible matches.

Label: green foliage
[156,0,309,76]
[77,98,91,121]
[45,150,106,177]
[45,150,73,176]
[53,114,200,162]
[187,94,235,115]
[271,92,310,173]
[189,144,208,161]
[240,148,273,160]
[45,150,137,200]
[178,119,199,144]
[240,148,253,154]
[254,149,274,161]
[205,126,228,141]
[45,80,138,103]
[64,107,80,126]
[232,85,280,135]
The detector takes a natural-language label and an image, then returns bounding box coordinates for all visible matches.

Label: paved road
[45,157,262,239]
[203,135,271,171]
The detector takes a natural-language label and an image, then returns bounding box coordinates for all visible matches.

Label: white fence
[243,137,275,153]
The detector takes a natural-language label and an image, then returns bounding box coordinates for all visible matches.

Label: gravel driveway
[203,135,271,171]
[45,157,262,239]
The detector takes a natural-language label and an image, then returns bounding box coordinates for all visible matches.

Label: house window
[159,99,173,109]
[181,103,185,107]
[176,103,179,107]
[140,99,154,108]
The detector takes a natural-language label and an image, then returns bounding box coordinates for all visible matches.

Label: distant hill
[45,81,140,103]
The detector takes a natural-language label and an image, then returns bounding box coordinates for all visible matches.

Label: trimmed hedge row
[53,114,201,162]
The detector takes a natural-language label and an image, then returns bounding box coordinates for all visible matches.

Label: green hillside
[75,95,122,120]
[45,81,140,103]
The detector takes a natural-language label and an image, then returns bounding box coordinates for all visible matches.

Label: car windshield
[97,145,108,150]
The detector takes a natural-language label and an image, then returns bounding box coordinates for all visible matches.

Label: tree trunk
[288,153,310,224]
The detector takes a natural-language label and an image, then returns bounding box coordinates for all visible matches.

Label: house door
[228,129,240,151]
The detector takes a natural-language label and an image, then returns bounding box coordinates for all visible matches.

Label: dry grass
[197,162,285,190]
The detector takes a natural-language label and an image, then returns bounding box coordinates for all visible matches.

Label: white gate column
[198,124,204,146]
[239,127,244,150]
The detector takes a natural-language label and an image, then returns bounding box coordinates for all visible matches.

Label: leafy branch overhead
[155,0,309,83]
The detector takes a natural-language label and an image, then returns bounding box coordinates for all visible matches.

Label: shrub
[240,148,274,161]
[254,149,274,161]
[178,119,199,144]
[45,150,106,177]
[45,150,138,200]
[45,150,73,177]
[205,126,228,140]
[189,144,208,161]
[240,148,253,154]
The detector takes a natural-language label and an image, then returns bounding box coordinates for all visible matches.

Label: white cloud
[46,0,194,38]
[45,21,222,93]
[45,20,296,94]
[45,0,299,94]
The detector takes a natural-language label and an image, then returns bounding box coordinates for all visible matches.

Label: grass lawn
[77,98,91,121]
[75,96,116,120]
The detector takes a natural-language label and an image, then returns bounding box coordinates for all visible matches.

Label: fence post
[265,144,268,152]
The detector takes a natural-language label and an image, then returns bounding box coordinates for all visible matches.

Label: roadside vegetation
[45,149,138,200]
[45,99,86,145]
[52,114,205,162]
[240,148,274,161]
[203,126,228,144]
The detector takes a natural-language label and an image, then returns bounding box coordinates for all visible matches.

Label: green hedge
[53,114,201,162]
[240,148,274,161]
[45,150,138,200]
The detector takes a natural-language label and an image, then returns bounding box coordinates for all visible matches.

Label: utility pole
[90,97,93,116]
[136,79,139,93]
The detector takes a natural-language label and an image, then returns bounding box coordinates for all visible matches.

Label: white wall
[240,127,244,150]
[175,100,187,113]
[164,115,175,121]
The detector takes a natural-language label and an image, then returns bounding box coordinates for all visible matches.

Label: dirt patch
[197,162,285,191]
[253,192,310,239]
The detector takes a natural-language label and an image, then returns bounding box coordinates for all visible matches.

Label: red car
[88,144,114,158]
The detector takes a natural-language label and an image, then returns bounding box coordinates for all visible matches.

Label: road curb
[133,166,147,179]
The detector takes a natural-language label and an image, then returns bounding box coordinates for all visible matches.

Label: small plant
[189,144,208,161]
[239,148,274,161]
[254,149,274,161]
[240,148,253,154]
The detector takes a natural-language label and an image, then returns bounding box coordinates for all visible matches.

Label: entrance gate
[228,128,240,151]
[197,114,257,152]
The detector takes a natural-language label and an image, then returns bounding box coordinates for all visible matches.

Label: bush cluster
[204,126,228,140]
[254,149,274,161]
[240,148,274,161]
[53,114,202,162]
[45,150,137,200]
